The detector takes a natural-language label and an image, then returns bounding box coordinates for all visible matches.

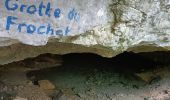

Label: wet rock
[38,80,55,90]
[20,53,63,70]
[135,72,156,83]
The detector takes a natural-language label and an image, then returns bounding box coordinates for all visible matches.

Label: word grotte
[4,0,79,36]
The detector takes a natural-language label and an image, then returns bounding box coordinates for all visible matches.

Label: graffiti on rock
[4,0,80,36]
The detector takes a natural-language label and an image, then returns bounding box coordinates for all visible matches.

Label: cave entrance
[1,52,170,100]
[26,52,168,84]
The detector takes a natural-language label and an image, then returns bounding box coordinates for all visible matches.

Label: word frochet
[5,0,72,36]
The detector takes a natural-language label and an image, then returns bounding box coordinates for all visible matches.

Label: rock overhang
[0,0,170,64]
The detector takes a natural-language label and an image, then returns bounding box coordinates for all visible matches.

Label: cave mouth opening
[1,52,169,99]
[26,51,170,84]
[62,52,158,73]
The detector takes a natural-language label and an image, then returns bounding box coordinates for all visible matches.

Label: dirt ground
[0,53,170,100]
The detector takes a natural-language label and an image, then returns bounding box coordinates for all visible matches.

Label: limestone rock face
[0,0,170,64]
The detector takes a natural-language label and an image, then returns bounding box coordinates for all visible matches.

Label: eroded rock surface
[0,0,170,64]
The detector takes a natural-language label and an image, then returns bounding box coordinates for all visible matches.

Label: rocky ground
[0,53,170,100]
